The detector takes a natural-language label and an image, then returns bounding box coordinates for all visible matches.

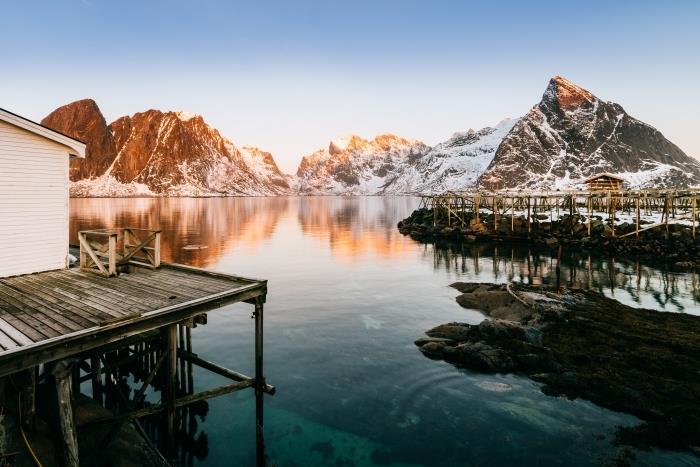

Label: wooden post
[254,298,266,467]
[20,368,37,430]
[432,198,437,227]
[510,197,515,232]
[635,197,640,239]
[588,195,592,236]
[475,196,480,223]
[163,324,177,461]
[527,197,531,233]
[693,196,697,240]
[108,233,117,276]
[79,232,88,268]
[53,361,79,467]
[664,194,670,239]
[611,194,616,238]
[493,197,498,232]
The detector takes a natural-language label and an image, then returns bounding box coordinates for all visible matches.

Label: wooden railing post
[154,232,161,268]
[108,233,117,276]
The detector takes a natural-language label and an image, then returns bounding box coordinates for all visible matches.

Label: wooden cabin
[0,108,86,277]
[584,173,626,191]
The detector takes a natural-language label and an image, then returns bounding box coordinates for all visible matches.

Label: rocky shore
[398,208,700,268]
[415,282,700,456]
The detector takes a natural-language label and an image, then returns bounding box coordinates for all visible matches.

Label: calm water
[70,197,700,467]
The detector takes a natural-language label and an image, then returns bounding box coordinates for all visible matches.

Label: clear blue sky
[2,0,698,173]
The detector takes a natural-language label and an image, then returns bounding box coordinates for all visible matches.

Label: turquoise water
[70,196,700,467]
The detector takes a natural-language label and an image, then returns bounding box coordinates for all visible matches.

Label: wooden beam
[163,324,177,459]
[254,298,265,466]
[177,349,275,394]
[80,379,255,427]
[53,361,79,467]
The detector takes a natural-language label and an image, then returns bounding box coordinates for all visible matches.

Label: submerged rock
[415,282,700,455]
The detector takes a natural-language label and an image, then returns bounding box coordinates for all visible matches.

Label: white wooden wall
[0,120,70,277]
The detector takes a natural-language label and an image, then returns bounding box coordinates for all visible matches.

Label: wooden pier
[420,188,700,239]
[0,232,272,466]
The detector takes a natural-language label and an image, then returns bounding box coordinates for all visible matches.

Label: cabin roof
[0,107,86,158]
[583,172,626,183]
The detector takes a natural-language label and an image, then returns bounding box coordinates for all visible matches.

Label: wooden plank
[0,317,32,345]
[13,273,114,323]
[0,329,18,350]
[0,296,49,341]
[37,271,144,317]
[149,268,236,294]
[0,287,73,336]
[2,277,98,329]
[118,271,219,300]
[0,283,266,376]
[112,274,201,304]
[67,270,164,311]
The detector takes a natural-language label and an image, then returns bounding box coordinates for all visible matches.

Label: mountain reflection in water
[70,196,700,467]
[71,196,699,314]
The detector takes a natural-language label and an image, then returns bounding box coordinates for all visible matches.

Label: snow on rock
[42,101,293,197]
[294,124,518,195]
[478,76,700,190]
[47,76,700,198]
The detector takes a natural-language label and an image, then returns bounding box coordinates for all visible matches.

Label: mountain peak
[175,111,201,122]
[329,134,366,154]
[544,76,596,110]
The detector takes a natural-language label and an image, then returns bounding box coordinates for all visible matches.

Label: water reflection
[70,198,290,267]
[70,197,700,314]
[70,197,418,267]
[425,241,700,313]
[70,197,700,466]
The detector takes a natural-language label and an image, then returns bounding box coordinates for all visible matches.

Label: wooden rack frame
[79,227,162,277]
[421,188,700,240]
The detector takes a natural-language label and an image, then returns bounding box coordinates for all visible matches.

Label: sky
[1,0,699,173]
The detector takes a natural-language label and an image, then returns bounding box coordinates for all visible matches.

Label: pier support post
[19,367,37,430]
[163,324,178,461]
[636,197,640,239]
[588,195,592,236]
[664,194,670,239]
[254,297,266,467]
[693,196,697,240]
[493,197,498,232]
[90,354,102,402]
[53,361,79,467]
[526,197,531,234]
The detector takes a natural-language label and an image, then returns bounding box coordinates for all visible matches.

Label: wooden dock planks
[0,263,266,374]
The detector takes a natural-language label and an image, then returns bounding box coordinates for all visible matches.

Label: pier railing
[420,188,700,239]
[79,227,162,276]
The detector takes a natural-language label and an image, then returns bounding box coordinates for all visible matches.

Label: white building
[0,108,85,277]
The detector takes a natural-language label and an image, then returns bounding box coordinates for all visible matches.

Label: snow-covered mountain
[42,77,700,197]
[295,134,430,194]
[389,119,518,193]
[42,100,292,197]
[478,76,700,189]
[294,123,524,194]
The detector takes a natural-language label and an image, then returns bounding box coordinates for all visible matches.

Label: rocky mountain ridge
[479,76,700,189]
[42,100,291,196]
[42,76,700,197]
